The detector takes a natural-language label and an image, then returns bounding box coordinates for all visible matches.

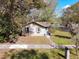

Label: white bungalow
[22,22,51,36]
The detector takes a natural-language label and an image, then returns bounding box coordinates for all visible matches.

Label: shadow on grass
[58,53,65,58]
[54,35,71,39]
[57,48,65,59]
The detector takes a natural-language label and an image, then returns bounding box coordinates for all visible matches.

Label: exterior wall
[25,23,48,36]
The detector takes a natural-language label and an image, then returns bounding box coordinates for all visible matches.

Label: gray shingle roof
[27,22,51,28]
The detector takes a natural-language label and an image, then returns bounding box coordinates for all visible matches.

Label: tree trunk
[75,38,78,59]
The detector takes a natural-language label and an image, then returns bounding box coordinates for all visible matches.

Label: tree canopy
[0,0,47,42]
[61,2,79,23]
[0,0,57,42]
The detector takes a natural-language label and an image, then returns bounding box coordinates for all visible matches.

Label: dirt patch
[0,49,9,59]
[16,36,51,44]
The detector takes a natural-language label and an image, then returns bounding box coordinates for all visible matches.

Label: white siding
[26,24,48,36]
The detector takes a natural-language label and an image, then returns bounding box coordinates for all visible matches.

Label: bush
[0,36,6,43]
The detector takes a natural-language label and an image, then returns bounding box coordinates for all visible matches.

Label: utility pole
[65,47,70,59]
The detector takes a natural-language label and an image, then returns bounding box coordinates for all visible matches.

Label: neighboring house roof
[26,22,51,28]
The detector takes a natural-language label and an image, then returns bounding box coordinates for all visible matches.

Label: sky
[55,0,79,16]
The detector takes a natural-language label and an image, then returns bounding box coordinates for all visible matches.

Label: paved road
[0,44,53,49]
[0,44,78,49]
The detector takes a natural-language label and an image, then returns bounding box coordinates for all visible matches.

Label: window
[37,28,40,33]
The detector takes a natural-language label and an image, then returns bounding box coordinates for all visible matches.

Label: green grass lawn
[52,36,75,45]
[51,30,75,45]
[53,30,71,37]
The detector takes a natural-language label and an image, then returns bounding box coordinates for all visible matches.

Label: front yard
[16,36,51,44]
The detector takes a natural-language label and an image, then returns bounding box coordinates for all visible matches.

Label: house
[22,22,51,36]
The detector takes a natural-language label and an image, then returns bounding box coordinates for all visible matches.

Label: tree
[0,0,29,42]
[0,0,57,42]
[27,0,57,22]
[61,2,79,59]
[0,0,47,42]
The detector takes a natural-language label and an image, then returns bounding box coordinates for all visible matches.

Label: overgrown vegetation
[61,2,79,59]
[0,0,56,43]
[4,49,79,59]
